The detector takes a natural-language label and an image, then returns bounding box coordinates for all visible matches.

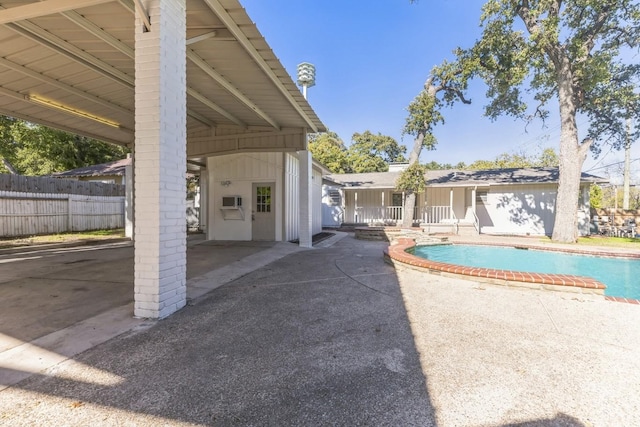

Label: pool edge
[384,238,608,297]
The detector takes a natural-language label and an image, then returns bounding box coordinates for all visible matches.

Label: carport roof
[0,0,325,149]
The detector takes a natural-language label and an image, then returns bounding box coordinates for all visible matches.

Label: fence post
[67,195,73,232]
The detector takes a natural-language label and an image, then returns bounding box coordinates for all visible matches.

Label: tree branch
[2,157,18,174]
[446,86,472,104]
[579,5,612,58]
[517,0,563,67]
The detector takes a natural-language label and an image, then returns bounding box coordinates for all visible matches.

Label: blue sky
[241,0,637,182]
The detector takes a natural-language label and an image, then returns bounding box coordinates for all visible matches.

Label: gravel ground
[1,235,639,426]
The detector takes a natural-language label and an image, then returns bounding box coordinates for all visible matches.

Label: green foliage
[423,160,467,170]
[457,0,640,150]
[308,131,350,173]
[403,60,473,153]
[395,162,428,194]
[0,117,128,175]
[597,184,640,209]
[404,89,443,145]
[537,147,560,167]
[347,131,406,173]
[309,130,406,174]
[589,184,603,209]
[467,148,560,170]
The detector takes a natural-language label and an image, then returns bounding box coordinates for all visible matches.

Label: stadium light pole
[296,62,316,100]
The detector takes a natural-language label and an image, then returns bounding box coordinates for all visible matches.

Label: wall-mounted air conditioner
[221,195,242,209]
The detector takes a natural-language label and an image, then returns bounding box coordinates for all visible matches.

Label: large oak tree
[453,0,640,242]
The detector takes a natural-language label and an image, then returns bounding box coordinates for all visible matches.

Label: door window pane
[256,186,271,213]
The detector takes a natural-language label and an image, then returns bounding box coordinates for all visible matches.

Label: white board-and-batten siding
[472,184,558,235]
[0,191,124,237]
[284,153,299,242]
[312,168,323,235]
[206,152,322,242]
[208,152,284,241]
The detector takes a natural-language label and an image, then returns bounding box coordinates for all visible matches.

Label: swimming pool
[413,244,640,300]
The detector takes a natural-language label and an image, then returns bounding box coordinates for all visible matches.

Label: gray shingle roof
[326,167,606,189]
[52,158,130,178]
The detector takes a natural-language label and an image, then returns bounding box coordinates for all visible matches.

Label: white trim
[0,0,110,25]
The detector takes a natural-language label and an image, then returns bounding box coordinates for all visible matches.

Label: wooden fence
[591,208,640,226]
[0,173,125,196]
[0,174,125,237]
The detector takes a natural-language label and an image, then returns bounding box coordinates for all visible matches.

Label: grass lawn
[576,235,640,247]
[540,235,640,248]
[0,229,126,249]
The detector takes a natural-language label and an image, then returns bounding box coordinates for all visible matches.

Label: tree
[308,131,350,173]
[451,0,640,242]
[399,62,472,227]
[0,117,128,175]
[347,131,406,173]
[395,162,428,209]
[0,116,20,173]
[467,147,560,169]
[589,184,603,209]
[423,160,467,170]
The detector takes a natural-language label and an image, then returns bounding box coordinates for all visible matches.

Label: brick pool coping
[384,237,609,296]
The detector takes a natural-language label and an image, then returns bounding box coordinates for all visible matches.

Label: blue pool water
[413,244,640,300]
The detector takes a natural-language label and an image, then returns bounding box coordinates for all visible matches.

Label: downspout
[355,191,358,223]
[450,187,456,234]
[449,187,453,220]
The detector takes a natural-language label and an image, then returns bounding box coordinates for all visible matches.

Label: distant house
[325,165,606,236]
[52,158,129,185]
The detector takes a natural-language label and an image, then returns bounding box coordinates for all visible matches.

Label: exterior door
[252,183,275,241]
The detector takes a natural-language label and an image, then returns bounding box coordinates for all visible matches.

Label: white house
[325,166,606,236]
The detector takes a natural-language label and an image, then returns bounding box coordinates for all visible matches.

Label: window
[256,186,271,213]
[328,189,341,206]
[392,193,403,206]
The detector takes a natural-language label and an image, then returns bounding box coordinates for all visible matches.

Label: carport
[0,0,325,318]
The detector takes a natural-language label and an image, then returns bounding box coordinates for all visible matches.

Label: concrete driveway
[1,233,639,426]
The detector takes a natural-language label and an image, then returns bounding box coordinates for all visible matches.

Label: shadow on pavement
[0,236,438,425]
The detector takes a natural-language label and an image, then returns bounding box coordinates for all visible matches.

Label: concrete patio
[1,233,639,426]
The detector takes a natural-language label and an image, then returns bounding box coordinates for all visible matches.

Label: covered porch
[341,186,480,234]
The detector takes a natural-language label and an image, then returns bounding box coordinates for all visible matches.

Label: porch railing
[354,206,418,224]
[353,205,456,225]
[420,206,454,224]
[470,209,480,233]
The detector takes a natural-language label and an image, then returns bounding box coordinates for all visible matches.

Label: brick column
[133,0,187,318]
[298,149,313,248]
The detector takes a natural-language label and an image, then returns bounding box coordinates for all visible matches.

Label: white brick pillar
[133,0,187,319]
[298,149,313,248]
